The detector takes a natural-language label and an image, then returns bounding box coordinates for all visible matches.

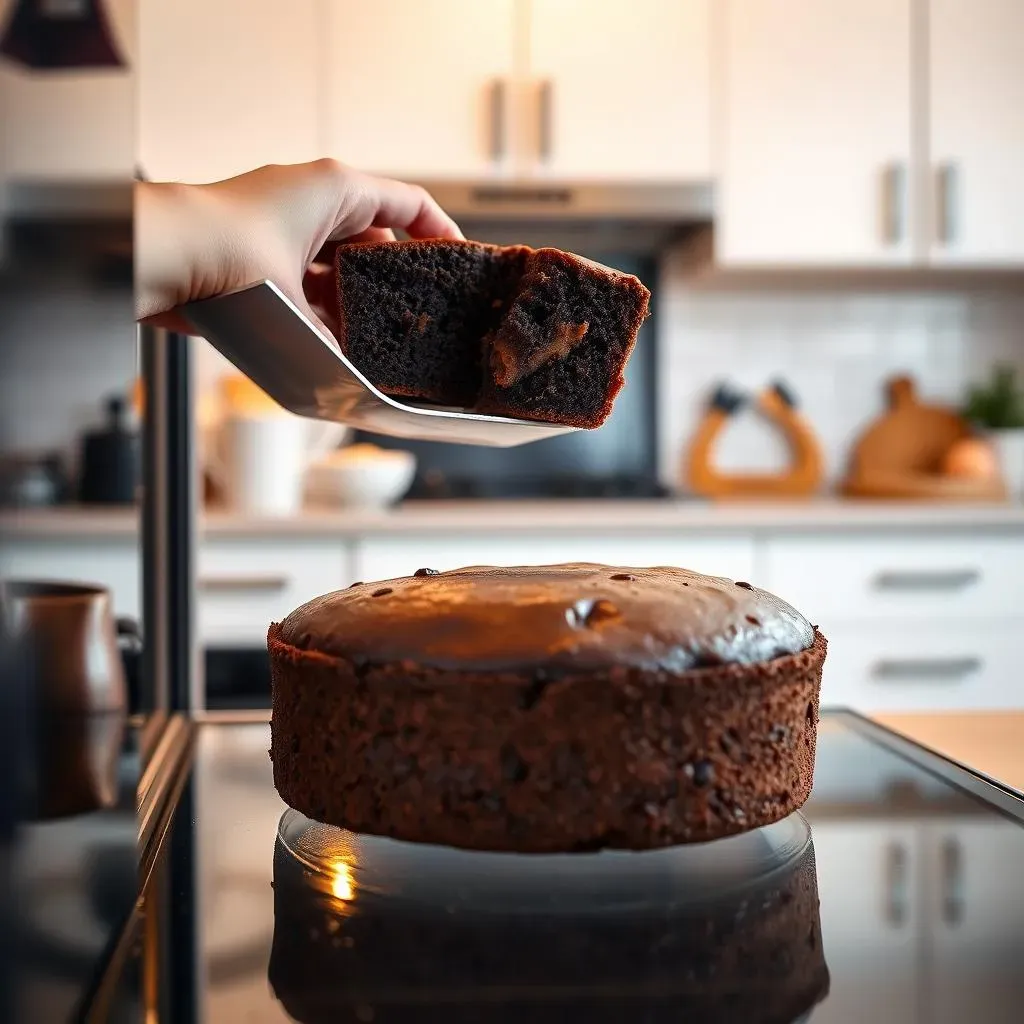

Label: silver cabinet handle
[935,162,959,246]
[873,657,982,682]
[940,837,964,926]
[885,842,909,927]
[881,163,907,244]
[537,78,554,162]
[873,569,980,592]
[488,78,506,162]
[198,575,289,593]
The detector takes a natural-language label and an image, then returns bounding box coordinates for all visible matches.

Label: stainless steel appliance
[122,713,1024,1021]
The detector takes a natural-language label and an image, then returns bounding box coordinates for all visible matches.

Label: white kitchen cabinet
[324,0,515,178]
[810,822,921,1023]
[0,537,139,619]
[820,623,1021,712]
[717,0,914,266]
[928,0,1024,265]
[137,0,321,184]
[763,533,1024,712]
[763,535,1024,625]
[0,0,135,181]
[353,533,756,587]
[196,539,352,644]
[0,533,352,642]
[324,0,710,181]
[527,0,711,179]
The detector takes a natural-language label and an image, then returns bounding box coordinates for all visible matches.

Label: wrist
[135,181,230,322]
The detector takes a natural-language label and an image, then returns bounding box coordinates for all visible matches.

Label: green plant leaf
[962,364,1024,430]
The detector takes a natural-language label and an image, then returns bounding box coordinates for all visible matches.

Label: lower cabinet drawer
[764,535,1023,624]
[198,540,351,643]
[820,624,1022,712]
[353,533,756,587]
[0,538,140,618]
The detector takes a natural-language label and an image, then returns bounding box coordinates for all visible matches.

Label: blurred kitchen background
[2,0,1023,716]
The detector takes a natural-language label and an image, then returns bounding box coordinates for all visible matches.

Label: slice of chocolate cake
[478,248,650,428]
[335,240,529,409]
[334,240,650,428]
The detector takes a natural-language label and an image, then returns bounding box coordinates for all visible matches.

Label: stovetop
[404,473,673,501]
[146,712,1024,1023]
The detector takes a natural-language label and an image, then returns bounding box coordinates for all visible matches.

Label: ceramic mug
[1,580,138,713]
[29,712,126,820]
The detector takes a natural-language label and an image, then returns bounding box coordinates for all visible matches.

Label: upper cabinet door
[325,0,515,179]
[527,0,712,180]
[0,0,135,180]
[138,0,321,184]
[929,0,1024,265]
[718,0,914,266]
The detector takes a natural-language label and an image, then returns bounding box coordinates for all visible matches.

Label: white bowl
[307,447,416,509]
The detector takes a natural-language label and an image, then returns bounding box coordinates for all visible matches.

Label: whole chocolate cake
[334,240,650,428]
[269,564,826,853]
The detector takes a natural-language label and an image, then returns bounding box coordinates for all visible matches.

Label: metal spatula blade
[182,281,578,448]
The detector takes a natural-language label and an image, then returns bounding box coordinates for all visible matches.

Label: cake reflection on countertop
[268,809,829,1023]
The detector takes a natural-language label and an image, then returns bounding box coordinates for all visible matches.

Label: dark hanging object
[0,0,125,70]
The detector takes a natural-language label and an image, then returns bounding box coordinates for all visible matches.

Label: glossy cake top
[276,563,814,673]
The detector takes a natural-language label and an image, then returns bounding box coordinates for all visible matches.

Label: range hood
[414,179,713,254]
[1,179,132,284]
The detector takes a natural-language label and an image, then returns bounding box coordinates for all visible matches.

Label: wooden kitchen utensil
[841,375,1005,500]
[687,381,824,498]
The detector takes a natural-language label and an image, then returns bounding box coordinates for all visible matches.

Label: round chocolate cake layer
[276,563,815,673]
[269,564,826,853]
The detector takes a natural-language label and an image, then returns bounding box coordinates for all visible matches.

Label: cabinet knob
[873,568,980,592]
[873,657,982,683]
[488,79,507,163]
[935,162,960,246]
[941,837,964,927]
[198,575,289,594]
[885,841,909,927]
[538,78,554,163]
[881,163,907,245]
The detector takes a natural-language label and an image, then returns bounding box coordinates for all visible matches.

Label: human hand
[135,159,463,340]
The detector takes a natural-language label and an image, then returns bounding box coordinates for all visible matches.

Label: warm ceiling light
[0,0,126,70]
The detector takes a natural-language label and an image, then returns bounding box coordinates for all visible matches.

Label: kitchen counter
[873,711,1024,795]
[3,498,1024,539]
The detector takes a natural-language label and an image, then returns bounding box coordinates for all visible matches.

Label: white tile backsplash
[656,250,1024,490]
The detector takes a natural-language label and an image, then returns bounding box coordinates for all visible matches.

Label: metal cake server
[182,280,578,447]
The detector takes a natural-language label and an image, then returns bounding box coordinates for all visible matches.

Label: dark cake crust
[269,603,826,851]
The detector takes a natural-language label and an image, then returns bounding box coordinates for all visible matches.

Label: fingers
[323,168,464,242]
[369,177,464,240]
[302,262,337,324]
[343,226,397,244]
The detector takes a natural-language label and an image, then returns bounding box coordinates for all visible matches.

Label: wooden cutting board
[842,375,1004,500]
